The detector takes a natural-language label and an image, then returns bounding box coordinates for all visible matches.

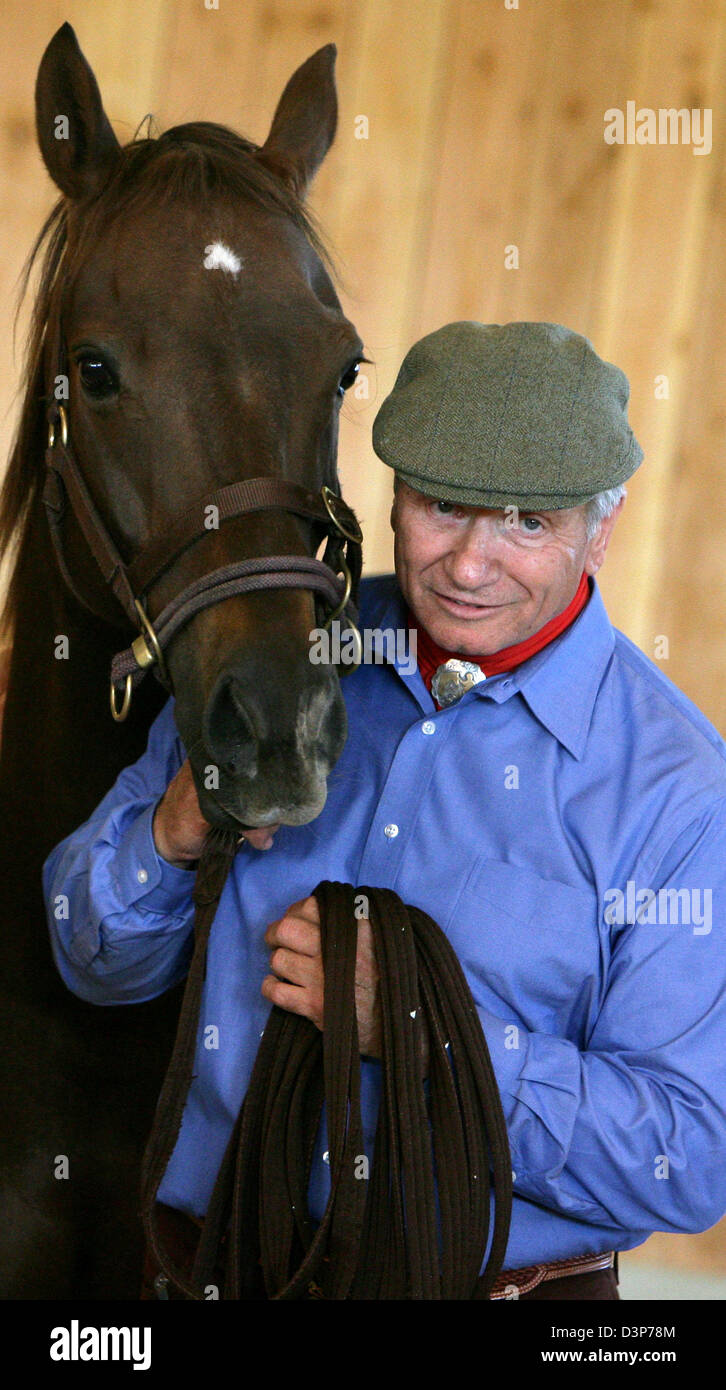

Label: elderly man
[44,322,726,1301]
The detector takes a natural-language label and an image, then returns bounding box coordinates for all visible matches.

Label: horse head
[34,22,364,831]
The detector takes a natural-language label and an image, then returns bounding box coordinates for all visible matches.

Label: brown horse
[0,23,363,1298]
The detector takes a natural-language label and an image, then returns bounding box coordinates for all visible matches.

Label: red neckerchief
[410,571,590,697]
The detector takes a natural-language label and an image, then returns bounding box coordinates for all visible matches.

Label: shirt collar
[360,574,615,760]
[508,578,614,759]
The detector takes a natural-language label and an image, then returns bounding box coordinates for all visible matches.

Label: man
[45,321,726,1300]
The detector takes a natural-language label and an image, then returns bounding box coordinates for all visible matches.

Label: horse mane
[0,121,333,637]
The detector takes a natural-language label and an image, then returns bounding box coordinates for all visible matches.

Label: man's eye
[434,500,455,514]
[520,515,543,532]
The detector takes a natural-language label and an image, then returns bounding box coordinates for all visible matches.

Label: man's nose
[445,521,500,587]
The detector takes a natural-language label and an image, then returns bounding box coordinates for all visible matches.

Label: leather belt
[489,1250,615,1299]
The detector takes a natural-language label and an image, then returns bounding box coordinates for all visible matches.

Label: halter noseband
[43,400,363,722]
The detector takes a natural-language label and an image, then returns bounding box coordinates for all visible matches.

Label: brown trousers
[140,1204,619,1301]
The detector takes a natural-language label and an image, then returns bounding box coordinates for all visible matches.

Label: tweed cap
[372,321,643,509]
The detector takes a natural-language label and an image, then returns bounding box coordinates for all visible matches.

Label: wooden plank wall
[2,0,726,1279]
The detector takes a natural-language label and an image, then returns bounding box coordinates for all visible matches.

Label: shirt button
[421,720,436,735]
[137,868,149,884]
[384,823,399,839]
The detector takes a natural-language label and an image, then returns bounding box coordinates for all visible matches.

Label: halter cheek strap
[43,401,364,722]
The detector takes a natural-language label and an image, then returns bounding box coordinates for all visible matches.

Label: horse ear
[256,44,338,198]
[35,22,121,201]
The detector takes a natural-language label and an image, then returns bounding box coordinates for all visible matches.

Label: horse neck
[0,488,165,891]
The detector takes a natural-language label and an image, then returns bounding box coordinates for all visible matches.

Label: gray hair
[583,484,626,539]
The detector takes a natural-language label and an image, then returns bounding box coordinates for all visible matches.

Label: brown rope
[140,835,512,1300]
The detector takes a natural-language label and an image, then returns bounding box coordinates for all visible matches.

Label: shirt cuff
[475,1005,527,1114]
[117,802,196,914]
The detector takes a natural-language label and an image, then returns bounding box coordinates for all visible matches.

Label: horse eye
[337,361,360,397]
[78,357,118,399]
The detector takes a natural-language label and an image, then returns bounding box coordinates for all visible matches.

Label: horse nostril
[204,674,257,774]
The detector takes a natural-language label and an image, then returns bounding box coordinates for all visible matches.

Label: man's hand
[152,758,279,866]
[262,896,382,1057]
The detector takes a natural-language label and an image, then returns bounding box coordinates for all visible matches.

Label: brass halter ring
[320,488,363,667]
[323,554,352,627]
[110,601,166,723]
[321,485,363,544]
[323,555,363,669]
[110,674,132,723]
[47,404,68,450]
[340,623,363,670]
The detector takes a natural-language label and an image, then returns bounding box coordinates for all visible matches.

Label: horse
[0,22,364,1299]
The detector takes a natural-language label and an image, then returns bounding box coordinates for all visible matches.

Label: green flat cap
[372,321,643,509]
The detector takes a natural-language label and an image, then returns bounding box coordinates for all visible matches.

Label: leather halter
[43,362,363,722]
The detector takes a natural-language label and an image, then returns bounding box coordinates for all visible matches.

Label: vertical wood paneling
[589,0,726,703]
[656,119,726,723]
[159,0,342,135]
[316,0,454,567]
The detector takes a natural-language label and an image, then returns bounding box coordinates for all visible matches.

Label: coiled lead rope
[141,835,511,1299]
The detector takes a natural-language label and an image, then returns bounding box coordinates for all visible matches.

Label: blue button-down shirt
[44,575,726,1270]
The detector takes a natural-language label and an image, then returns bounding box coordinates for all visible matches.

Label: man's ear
[584,495,626,575]
[35,22,122,201]
[256,45,337,198]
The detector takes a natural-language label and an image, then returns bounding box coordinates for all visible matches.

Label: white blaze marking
[203,241,242,276]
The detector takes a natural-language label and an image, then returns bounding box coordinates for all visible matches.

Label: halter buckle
[134,599,168,683]
[131,634,155,669]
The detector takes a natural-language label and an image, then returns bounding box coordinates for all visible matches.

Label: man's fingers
[284,895,321,924]
[264,899,321,953]
[269,946,318,988]
[153,758,210,865]
[175,760,207,822]
[261,973,322,1024]
[265,917,321,956]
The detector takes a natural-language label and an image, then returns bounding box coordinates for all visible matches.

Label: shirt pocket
[442,858,601,1038]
